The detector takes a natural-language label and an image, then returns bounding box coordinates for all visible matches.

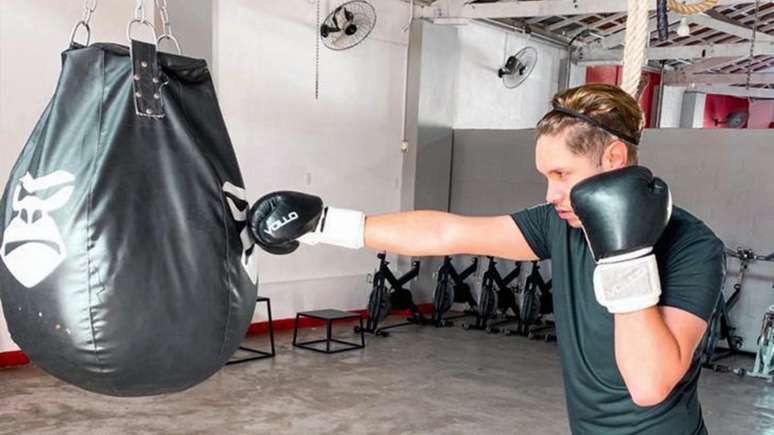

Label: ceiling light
[677,17,690,37]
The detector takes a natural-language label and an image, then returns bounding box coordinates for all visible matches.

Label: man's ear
[601,140,629,170]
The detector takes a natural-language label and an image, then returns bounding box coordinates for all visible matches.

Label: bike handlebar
[725,247,774,262]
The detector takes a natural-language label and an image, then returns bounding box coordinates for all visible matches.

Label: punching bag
[0,34,258,396]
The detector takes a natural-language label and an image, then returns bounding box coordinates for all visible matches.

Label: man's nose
[545,182,563,205]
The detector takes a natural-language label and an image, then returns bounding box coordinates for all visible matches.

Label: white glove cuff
[297,206,365,250]
[593,253,661,314]
[597,247,652,264]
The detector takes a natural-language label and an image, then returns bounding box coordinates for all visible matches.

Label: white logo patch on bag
[1,171,74,288]
[223,182,258,284]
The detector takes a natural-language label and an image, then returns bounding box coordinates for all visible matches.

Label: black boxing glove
[248,191,365,255]
[570,166,672,313]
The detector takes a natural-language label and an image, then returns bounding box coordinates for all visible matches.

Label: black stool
[227,296,276,365]
[293,309,365,354]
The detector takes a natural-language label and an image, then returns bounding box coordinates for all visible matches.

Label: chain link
[126,0,159,45]
[154,0,181,54]
[134,0,146,22]
[745,0,760,90]
[70,0,98,46]
[80,0,97,25]
[156,0,173,36]
[315,0,321,100]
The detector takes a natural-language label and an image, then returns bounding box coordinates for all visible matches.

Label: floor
[1,315,773,435]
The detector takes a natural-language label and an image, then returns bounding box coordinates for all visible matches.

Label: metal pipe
[400,0,416,151]
[655,60,667,127]
[477,18,571,50]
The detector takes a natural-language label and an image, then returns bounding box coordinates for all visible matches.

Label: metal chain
[315,0,321,100]
[157,0,173,36]
[81,0,98,26]
[153,0,181,54]
[134,0,146,21]
[745,0,760,90]
[69,0,98,46]
[127,0,160,45]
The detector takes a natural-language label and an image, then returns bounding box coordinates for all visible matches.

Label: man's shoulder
[511,203,561,227]
[657,206,724,261]
[510,203,565,260]
[656,207,726,321]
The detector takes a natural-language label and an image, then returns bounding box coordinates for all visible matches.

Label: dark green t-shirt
[512,204,724,435]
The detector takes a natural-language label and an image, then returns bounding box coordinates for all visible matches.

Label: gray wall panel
[451,129,546,216]
[451,127,774,352]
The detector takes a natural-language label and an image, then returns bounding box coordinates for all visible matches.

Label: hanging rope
[621,0,648,97]
[667,0,719,15]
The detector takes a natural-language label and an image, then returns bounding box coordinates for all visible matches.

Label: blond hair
[536,84,643,165]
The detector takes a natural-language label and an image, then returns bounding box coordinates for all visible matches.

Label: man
[248,84,725,435]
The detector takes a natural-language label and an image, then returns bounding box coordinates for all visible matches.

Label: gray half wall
[451,127,774,352]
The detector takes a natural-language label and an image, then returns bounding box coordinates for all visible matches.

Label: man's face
[535,132,606,228]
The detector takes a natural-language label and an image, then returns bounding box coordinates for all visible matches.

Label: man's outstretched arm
[248,191,538,261]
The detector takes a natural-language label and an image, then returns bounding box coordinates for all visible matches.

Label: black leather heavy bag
[0,41,258,396]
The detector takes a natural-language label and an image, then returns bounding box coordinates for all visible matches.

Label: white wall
[0,0,411,353]
[213,0,410,314]
[162,0,212,65]
[658,85,686,128]
[452,22,568,129]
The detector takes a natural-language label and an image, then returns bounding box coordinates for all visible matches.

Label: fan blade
[334,6,354,31]
[331,6,346,31]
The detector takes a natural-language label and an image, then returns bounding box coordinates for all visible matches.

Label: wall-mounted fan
[320,0,377,51]
[714,110,748,129]
[314,0,377,99]
[497,46,537,89]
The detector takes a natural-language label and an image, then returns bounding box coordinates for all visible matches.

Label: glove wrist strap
[593,253,661,314]
[297,206,365,249]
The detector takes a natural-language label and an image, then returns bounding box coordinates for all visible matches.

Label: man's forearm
[364,211,452,256]
[614,307,685,406]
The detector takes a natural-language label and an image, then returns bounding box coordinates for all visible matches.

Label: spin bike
[736,304,774,381]
[462,257,521,333]
[431,256,479,327]
[702,247,774,371]
[354,252,424,337]
[506,261,554,341]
